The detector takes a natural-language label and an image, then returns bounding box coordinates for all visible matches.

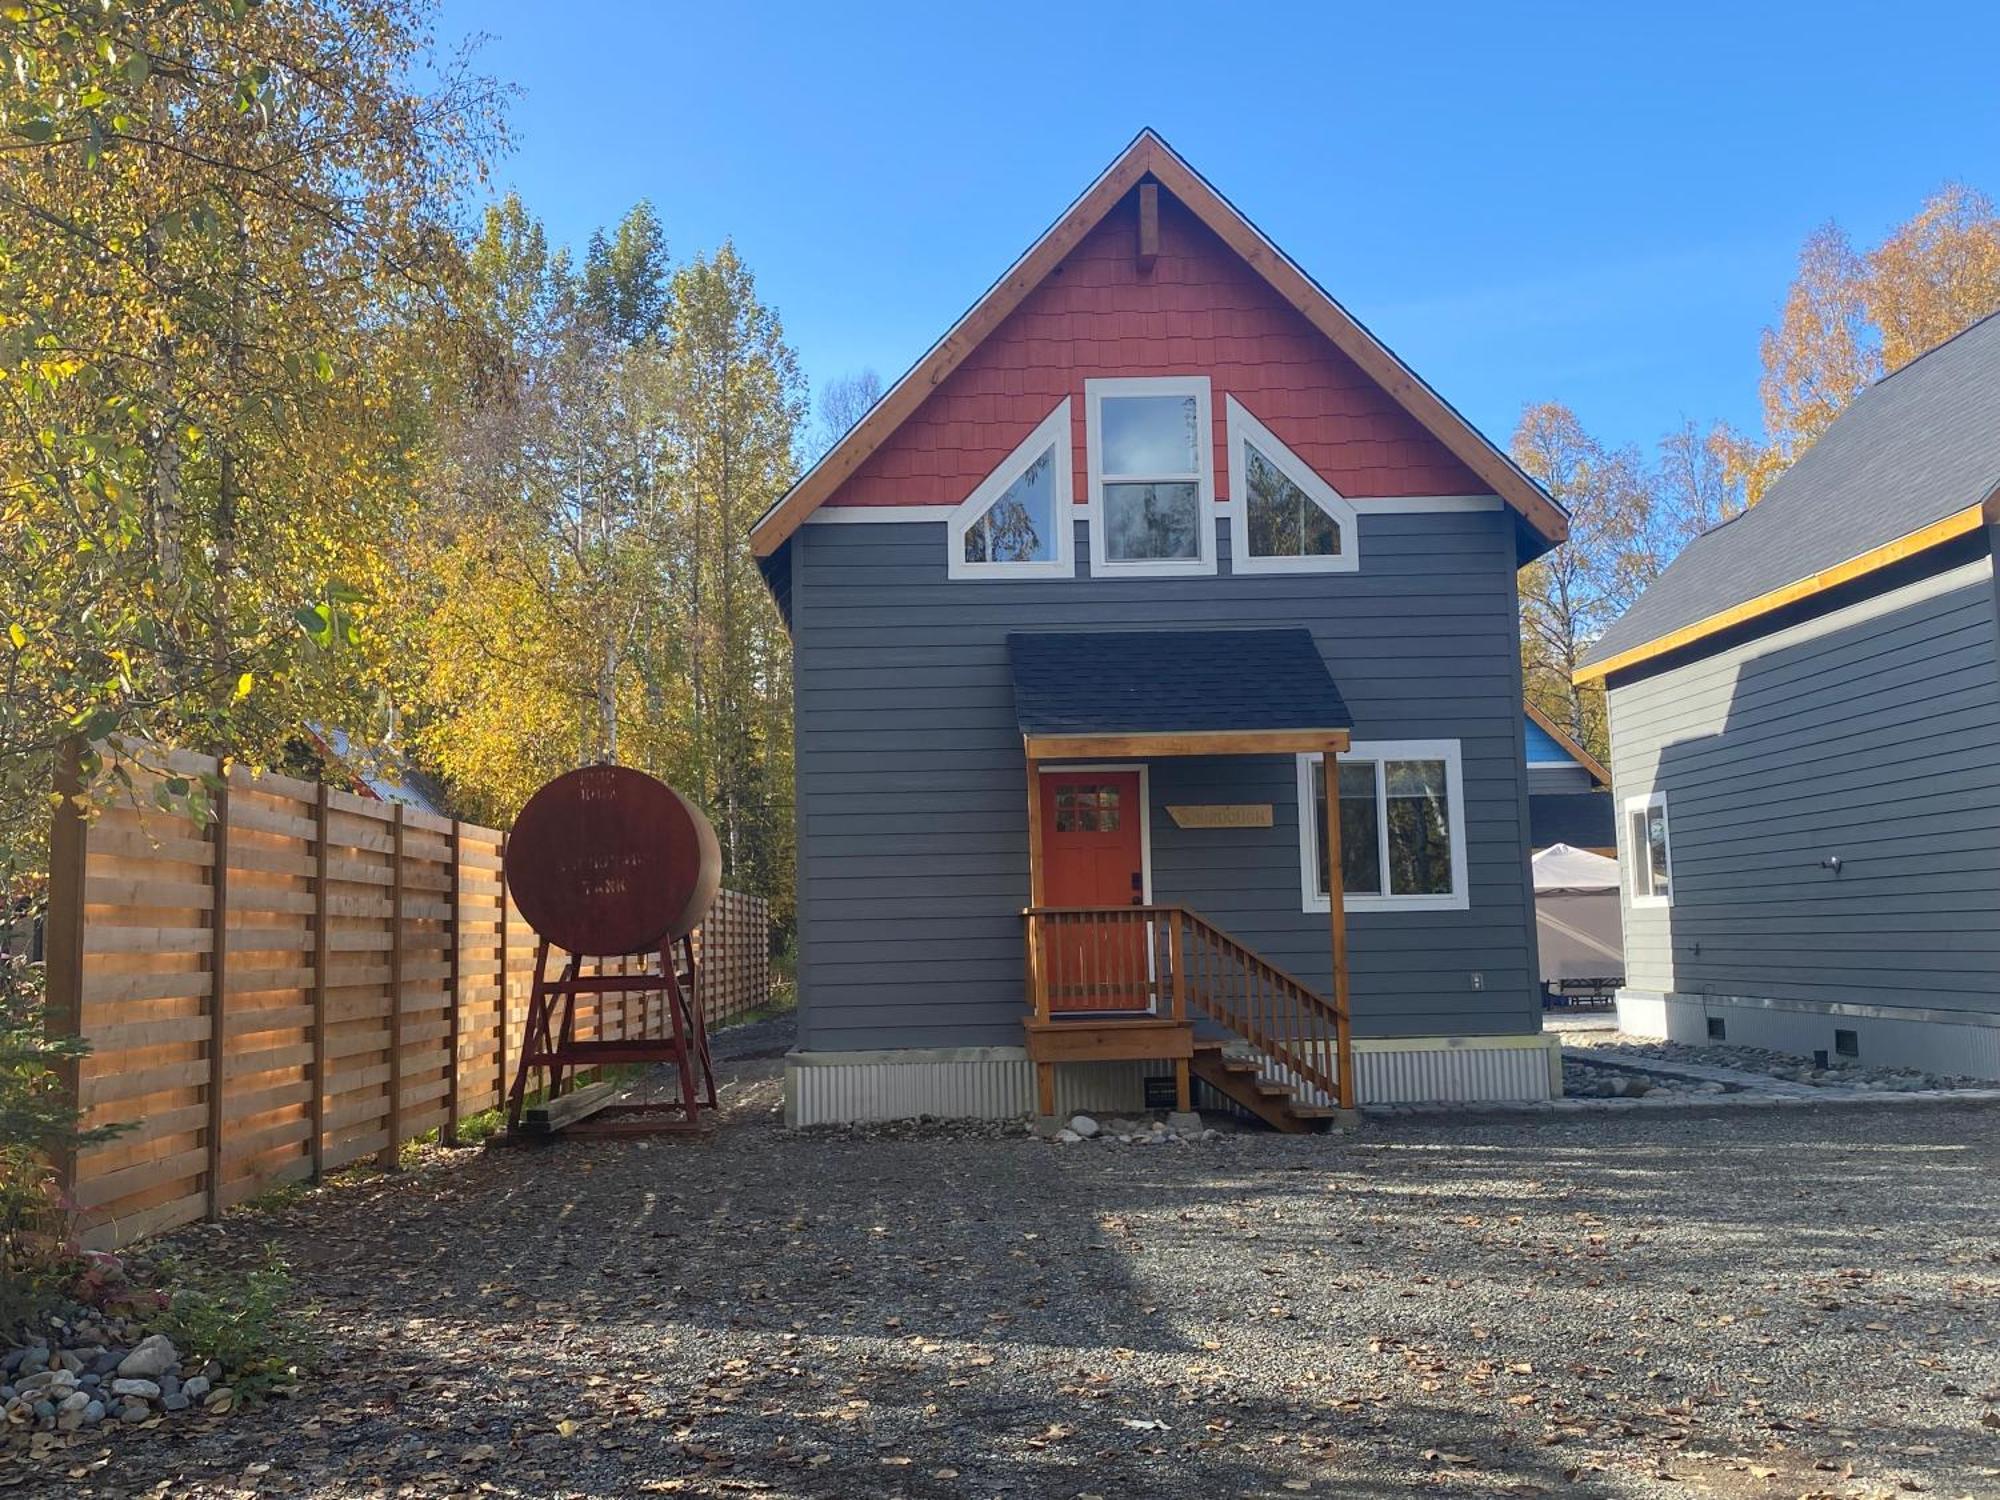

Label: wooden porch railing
[1023,905,1353,1109]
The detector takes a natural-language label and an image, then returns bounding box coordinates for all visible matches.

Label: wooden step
[1190,1055,1311,1135]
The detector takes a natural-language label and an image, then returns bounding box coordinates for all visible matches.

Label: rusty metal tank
[503,765,721,956]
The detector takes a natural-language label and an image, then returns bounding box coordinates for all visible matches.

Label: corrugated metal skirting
[786,1041,1551,1125]
[1353,1043,1552,1104]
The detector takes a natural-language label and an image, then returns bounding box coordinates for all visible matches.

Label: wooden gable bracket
[1136,181,1159,271]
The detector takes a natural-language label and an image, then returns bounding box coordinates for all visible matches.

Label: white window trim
[1225,396,1359,575]
[1296,740,1470,913]
[947,400,1075,580]
[1085,375,1216,578]
[1624,790,1672,908]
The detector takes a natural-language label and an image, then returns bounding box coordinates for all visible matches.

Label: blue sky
[435,1,2000,460]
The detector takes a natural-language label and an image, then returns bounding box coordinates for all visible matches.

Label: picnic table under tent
[1532,842,1624,1007]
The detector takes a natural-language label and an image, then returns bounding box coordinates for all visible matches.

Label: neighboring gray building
[1577,310,2000,1077]
[754,132,1570,1126]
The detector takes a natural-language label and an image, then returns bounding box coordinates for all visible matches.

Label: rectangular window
[1086,377,1215,576]
[1625,792,1672,906]
[1299,741,1468,911]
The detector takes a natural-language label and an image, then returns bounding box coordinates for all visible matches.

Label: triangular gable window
[948,400,1074,579]
[1226,396,1359,575]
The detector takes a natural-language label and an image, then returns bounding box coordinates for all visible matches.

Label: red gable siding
[825,188,1487,508]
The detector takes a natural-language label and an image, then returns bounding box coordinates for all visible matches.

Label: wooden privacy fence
[46,746,772,1249]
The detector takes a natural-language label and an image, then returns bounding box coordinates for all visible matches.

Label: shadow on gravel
[39,1084,2000,1498]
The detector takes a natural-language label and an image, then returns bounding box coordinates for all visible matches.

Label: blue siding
[792,512,1541,1052]
[1525,717,1574,766]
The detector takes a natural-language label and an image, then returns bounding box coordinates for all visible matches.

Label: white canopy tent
[1531,842,1624,988]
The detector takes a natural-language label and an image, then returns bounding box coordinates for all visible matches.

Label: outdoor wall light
[1820,855,1843,874]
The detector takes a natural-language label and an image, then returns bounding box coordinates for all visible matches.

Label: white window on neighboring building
[1225,396,1358,574]
[1297,741,1469,912]
[1085,375,1216,576]
[1625,791,1672,906]
[947,400,1074,579]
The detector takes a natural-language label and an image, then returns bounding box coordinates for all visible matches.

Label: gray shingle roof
[1008,629,1351,737]
[1582,310,2000,670]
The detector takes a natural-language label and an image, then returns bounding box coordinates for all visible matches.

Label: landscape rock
[1067,1113,1101,1138]
[115,1334,178,1380]
[109,1378,161,1399]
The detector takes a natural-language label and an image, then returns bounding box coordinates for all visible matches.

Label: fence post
[496,833,509,1113]
[204,768,233,1220]
[443,818,461,1147]
[310,782,329,1181]
[45,740,89,1204]
[380,804,404,1169]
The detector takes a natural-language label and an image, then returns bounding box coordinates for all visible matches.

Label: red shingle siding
[825,189,1487,508]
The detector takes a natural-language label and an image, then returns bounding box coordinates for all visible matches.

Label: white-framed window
[1625,791,1672,907]
[1225,397,1358,575]
[947,400,1075,579]
[1296,741,1469,912]
[1085,375,1216,576]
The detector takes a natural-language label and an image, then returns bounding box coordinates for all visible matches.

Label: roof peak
[750,131,1564,556]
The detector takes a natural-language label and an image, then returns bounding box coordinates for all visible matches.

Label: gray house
[1576,310,2000,1078]
[755,132,1570,1126]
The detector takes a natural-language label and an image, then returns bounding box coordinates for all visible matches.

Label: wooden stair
[1024,904,1354,1127]
[1190,1041,1342,1134]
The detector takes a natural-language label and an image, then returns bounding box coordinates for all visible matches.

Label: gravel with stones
[1562,1030,1989,1093]
[1561,1057,1733,1100]
[17,1015,2000,1499]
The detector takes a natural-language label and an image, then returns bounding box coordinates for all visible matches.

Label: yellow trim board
[1575,502,1990,684]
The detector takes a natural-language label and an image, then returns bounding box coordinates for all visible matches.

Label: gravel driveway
[24,1021,2000,1499]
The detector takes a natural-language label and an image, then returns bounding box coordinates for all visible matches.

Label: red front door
[1039,770,1149,1010]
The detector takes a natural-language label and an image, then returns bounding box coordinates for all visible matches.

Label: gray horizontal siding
[1607,555,2000,1015]
[790,512,1541,1054]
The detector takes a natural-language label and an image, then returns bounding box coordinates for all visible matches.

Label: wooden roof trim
[1137,149,1568,546]
[751,129,1566,556]
[751,141,1156,557]
[1574,499,1992,685]
[1025,728,1351,760]
[1523,702,1610,787]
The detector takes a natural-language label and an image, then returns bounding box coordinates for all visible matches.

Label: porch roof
[1008,629,1351,758]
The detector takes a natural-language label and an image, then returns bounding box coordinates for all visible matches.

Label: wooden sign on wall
[1166,803,1274,829]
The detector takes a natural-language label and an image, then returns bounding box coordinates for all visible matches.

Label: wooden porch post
[1026,754,1056,1117]
[1169,907,1190,1112]
[1322,742,1355,1110]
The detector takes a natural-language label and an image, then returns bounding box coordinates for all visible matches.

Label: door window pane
[1054,785,1122,834]
[1104,482,1200,561]
[1100,394,1199,475]
[1245,443,1342,558]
